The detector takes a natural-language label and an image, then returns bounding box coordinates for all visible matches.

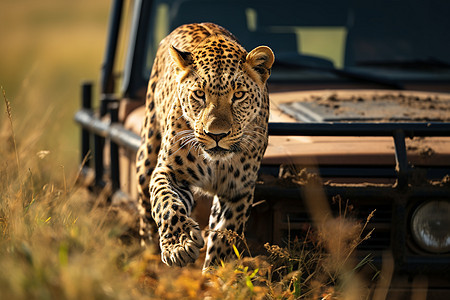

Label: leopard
[135,22,274,270]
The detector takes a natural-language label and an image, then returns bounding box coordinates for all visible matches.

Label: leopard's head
[170,35,274,158]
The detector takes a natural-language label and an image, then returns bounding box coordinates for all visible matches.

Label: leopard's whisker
[169,130,194,144]
[187,139,202,155]
[169,134,197,157]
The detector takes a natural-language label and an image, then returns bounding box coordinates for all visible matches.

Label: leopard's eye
[192,90,205,100]
[233,91,246,101]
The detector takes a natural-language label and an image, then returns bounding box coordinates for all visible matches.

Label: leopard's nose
[204,130,230,142]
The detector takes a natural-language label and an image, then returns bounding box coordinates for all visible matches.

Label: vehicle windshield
[142,0,450,85]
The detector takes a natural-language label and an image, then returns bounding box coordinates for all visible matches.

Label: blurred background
[0,0,110,173]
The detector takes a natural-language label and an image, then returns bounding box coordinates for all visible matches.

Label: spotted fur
[136,23,274,270]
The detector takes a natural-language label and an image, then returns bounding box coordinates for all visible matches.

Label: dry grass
[1,87,378,299]
[0,2,379,298]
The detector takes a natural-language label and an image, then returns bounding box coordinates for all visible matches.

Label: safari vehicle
[75,0,450,297]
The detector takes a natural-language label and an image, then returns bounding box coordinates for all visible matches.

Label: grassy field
[0,1,379,299]
[0,91,376,298]
[0,0,109,172]
[0,111,375,299]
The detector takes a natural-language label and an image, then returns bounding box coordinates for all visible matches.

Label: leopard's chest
[194,154,256,197]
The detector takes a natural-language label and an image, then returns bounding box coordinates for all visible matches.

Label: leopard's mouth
[205,146,231,156]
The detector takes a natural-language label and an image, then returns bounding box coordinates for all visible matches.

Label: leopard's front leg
[149,167,204,267]
[203,189,254,270]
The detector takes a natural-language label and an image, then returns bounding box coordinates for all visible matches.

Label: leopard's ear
[170,45,193,70]
[245,46,275,84]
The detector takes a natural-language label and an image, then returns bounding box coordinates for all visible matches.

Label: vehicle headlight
[411,201,450,253]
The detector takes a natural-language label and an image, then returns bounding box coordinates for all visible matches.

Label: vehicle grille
[253,184,394,256]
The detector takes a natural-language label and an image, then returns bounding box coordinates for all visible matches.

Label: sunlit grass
[2,87,377,299]
[0,2,380,298]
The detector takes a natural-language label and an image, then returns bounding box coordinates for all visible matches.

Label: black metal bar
[93,96,111,187]
[94,133,105,187]
[122,0,154,98]
[82,82,92,109]
[109,103,120,191]
[100,0,123,95]
[268,122,450,137]
[393,130,409,188]
[94,94,118,187]
[95,0,123,186]
[100,95,110,117]
[81,82,92,166]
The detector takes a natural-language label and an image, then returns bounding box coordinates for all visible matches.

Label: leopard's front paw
[159,213,204,267]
